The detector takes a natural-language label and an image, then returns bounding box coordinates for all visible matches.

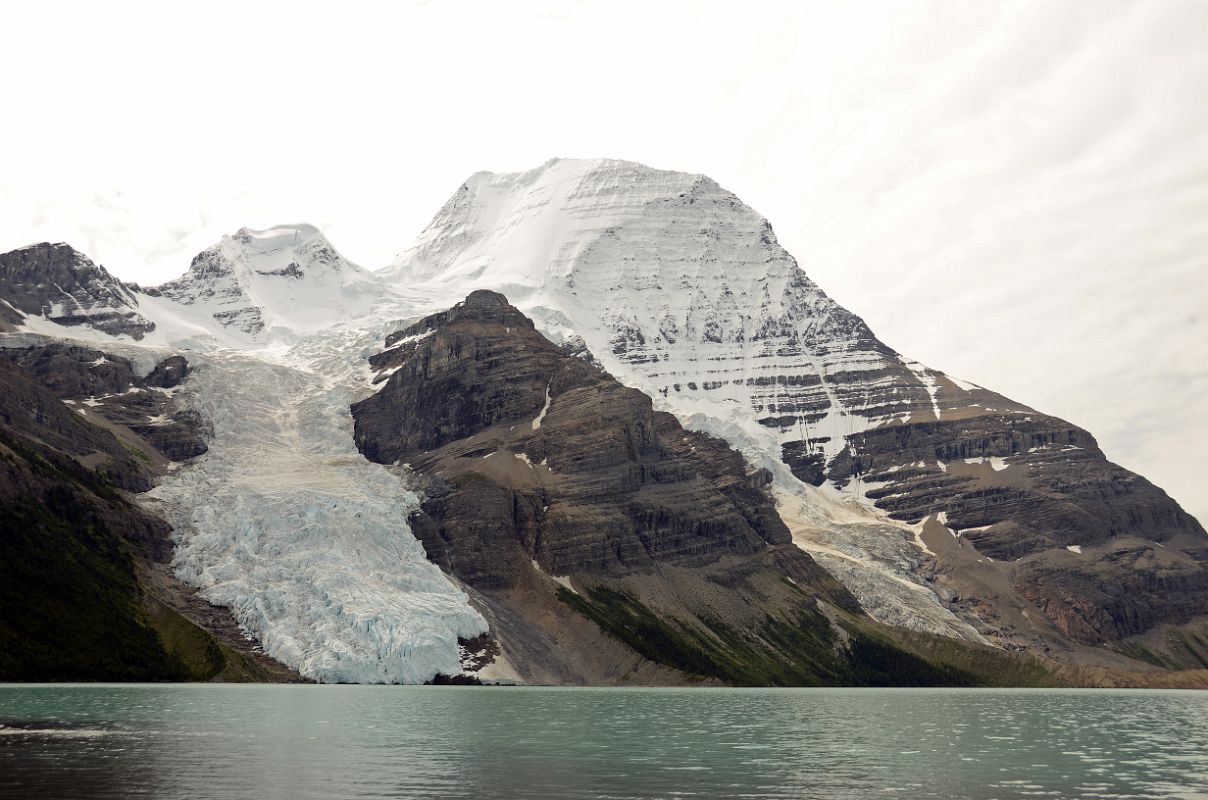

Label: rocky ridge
[0,243,155,338]
[0,343,208,466]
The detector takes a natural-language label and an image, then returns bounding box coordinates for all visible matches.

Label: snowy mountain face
[148,224,389,342]
[386,158,1208,657]
[386,159,994,470]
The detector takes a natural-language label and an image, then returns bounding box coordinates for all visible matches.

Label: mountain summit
[150,223,385,339]
[0,242,155,338]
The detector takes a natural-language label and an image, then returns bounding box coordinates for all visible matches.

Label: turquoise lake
[2,685,1206,799]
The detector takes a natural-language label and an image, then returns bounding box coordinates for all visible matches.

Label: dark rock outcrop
[827,408,1208,644]
[146,355,191,388]
[350,291,1003,686]
[0,343,208,465]
[353,290,814,587]
[0,243,155,338]
[0,356,155,493]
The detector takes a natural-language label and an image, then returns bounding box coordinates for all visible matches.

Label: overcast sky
[2,0,1205,523]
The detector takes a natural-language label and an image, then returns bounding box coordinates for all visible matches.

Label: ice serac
[384,158,1208,664]
[0,243,156,338]
[150,224,385,340]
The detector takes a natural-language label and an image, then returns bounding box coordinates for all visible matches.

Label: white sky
[2,0,1205,524]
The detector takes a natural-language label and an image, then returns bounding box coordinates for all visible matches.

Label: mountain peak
[384,157,730,292]
[461,288,511,308]
[230,223,325,251]
[0,241,154,338]
[150,223,383,339]
[467,156,702,184]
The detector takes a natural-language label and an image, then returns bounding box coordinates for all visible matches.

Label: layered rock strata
[384,158,1208,659]
[351,291,1005,686]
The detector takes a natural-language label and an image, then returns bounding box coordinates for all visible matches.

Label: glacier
[99,225,489,684]
[144,331,487,684]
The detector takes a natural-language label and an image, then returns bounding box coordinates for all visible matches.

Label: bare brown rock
[350,291,1006,686]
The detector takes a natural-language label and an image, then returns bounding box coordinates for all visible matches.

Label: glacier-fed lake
[1,685,1206,799]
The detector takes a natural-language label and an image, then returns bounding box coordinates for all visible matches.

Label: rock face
[0,343,208,467]
[0,354,159,501]
[351,291,998,686]
[383,158,1208,661]
[0,243,155,338]
[354,290,810,586]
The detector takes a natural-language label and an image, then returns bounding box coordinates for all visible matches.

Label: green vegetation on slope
[0,427,287,683]
[558,585,981,687]
[0,491,189,681]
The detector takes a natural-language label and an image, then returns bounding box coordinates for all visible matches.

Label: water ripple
[1,686,1207,799]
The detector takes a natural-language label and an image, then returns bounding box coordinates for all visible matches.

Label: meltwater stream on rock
[143,331,486,684]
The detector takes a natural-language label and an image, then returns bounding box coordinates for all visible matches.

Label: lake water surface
[1,685,1206,799]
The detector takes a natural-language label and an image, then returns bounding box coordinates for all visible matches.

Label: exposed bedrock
[0,342,209,467]
[0,243,155,338]
[0,351,298,681]
[829,413,1208,644]
[353,290,814,585]
[349,291,1023,686]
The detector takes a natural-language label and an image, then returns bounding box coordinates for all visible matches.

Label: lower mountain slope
[350,290,1055,686]
[0,350,298,682]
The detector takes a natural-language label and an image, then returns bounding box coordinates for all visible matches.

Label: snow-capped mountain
[2,226,480,684]
[385,158,998,469]
[147,224,388,342]
[2,157,1206,685]
[384,158,1208,657]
